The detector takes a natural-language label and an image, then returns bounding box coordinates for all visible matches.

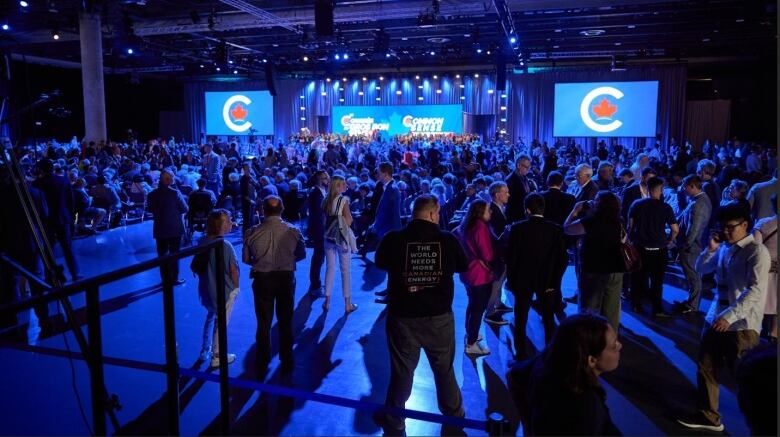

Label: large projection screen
[205,91,274,135]
[331,104,463,136]
[553,81,659,137]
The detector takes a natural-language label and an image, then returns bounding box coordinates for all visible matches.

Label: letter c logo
[579,86,623,133]
[223,94,252,133]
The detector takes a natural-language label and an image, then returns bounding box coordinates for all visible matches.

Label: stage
[0,221,751,436]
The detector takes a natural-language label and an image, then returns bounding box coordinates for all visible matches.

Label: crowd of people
[1,130,777,435]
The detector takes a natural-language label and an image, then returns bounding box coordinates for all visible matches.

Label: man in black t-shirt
[373,194,468,434]
[627,177,679,316]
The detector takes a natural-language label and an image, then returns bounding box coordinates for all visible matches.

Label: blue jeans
[465,283,492,344]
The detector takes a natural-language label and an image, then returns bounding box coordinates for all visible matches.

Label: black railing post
[214,240,230,435]
[86,286,106,436]
[161,280,180,435]
[486,411,511,436]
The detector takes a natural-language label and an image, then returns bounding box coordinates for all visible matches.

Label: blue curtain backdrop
[506,64,687,151]
[183,64,685,150]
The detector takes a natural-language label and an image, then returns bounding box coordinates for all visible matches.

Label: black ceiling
[1,0,776,77]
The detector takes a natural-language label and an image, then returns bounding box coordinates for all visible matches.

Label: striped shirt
[243,216,306,273]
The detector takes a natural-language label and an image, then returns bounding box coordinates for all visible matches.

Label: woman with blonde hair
[193,209,240,368]
[322,175,358,313]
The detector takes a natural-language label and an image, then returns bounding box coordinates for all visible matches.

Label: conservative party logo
[222,94,253,133]
[579,86,623,133]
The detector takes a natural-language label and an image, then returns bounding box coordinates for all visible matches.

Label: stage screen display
[204,91,274,135]
[331,104,463,136]
[553,81,658,137]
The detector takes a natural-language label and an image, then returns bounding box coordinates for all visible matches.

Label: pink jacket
[459,220,495,286]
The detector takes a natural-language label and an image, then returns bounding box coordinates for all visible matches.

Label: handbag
[619,227,642,273]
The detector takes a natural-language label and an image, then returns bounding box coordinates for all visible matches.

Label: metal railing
[0,241,509,435]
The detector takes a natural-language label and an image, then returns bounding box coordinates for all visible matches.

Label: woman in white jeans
[322,175,358,314]
[196,209,240,368]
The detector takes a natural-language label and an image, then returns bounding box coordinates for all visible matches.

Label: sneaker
[493,302,513,313]
[465,342,491,356]
[464,334,484,346]
[199,348,212,362]
[676,412,724,432]
[210,353,236,368]
[484,313,509,326]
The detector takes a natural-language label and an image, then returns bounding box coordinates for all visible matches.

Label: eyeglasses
[719,221,746,232]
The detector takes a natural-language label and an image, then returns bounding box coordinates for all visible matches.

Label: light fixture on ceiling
[51,30,60,40]
[579,29,606,36]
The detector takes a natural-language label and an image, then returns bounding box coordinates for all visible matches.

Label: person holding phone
[677,203,771,432]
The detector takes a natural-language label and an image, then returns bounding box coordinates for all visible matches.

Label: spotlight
[417,85,423,89]
[358,91,364,96]
[1,24,9,31]
[300,95,305,99]
[343,53,349,60]
[127,48,134,54]
[362,77,367,81]
[233,70,238,74]
[395,90,402,95]
[335,54,341,60]
[415,75,420,80]
[376,86,381,90]
[459,84,464,88]
[303,56,309,61]
[385,53,391,58]
[342,77,347,81]
[418,96,423,101]
[436,89,442,94]
[455,74,460,78]
[326,77,331,82]
[199,64,204,68]
[460,96,465,100]
[376,97,381,101]
[52,30,60,40]
[300,116,306,120]
[379,76,384,80]
[476,48,482,54]
[488,89,493,94]
[430,51,435,55]
[486,50,491,55]
[433,75,438,79]
[228,60,233,64]
[216,67,221,71]
[321,91,327,96]
[474,73,479,78]
[509,36,517,44]
[19,1,28,7]
[339,98,344,102]
[262,58,267,63]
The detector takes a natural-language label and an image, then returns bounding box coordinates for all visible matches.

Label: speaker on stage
[496,57,506,91]
[315,0,335,37]
[265,63,277,96]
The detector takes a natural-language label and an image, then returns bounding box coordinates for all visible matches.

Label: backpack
[190,248,211,275]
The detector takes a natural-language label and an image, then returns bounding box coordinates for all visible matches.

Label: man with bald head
[243,195,306,374]
[148,169,189,286]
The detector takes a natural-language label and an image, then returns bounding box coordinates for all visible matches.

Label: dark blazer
[505,172,537,223]
[147,186,188,239]
[505,216,568,294]
[372,180,402,239]
[32,173,74,231]
[488,202,508,238]
[621,182,642,223]
[575,179,599,202]
[306,187,326,242]
[541,188,575,226]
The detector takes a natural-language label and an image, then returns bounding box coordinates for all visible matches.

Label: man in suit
[621,166,657,224]
[147,170,188,286]
[747,169,777,221]
[541,171,575,226]
[370,162,402,241]
[201,144,222,194]
[506,193,568,358]
[673,175,712,314]
[486,181,512,325]
[306,170,329,297]
[572,163,598,202]
[32,159,80,281]
[505,154,537,223]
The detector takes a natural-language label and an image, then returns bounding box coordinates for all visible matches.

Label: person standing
[572,164,598,202]
[677,203,770,432]
[457,200,495,355]
[306,170,329,298]
[627,177,679,316]
[564,191,625,331]
[239,162,260,233]
[621,166,656,224]
[373,194,468,434]
[195,209,240,368]
[674,175,713,314]
[321,175,358,314]
[541,171,575,227]
[148,170,189,286]
[32,159,80,281]
[485,181,512,325]
[243,196,306,373]
[505,154,536,223]
[370,162,402,242]
[752,195,777,343]
[201,144,222,194]
[506,194,568,357]
[747,169,777,221]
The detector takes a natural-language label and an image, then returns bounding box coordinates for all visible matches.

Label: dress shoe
[309,286,325,299]
[375,297,388,304]
[374,289,388,297]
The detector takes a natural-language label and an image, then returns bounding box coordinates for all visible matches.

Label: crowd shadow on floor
[353,308,388,435]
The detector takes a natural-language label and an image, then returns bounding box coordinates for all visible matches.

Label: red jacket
[459,219,495,286]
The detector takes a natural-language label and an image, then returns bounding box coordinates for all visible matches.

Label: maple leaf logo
[592,97,617,119]
[230,103,248,121]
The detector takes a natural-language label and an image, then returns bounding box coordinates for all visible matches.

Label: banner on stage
[331,105,463,136]
[553,81,658,137]
[204,91,274,135]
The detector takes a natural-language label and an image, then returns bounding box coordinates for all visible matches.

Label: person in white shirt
[677,203,771,432]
